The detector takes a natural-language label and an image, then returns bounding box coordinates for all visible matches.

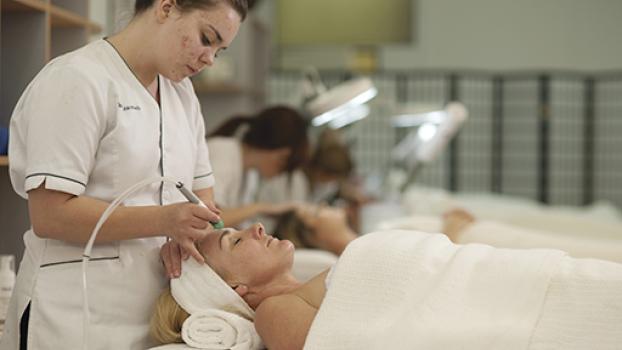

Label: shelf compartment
[1,0,47,12]
[0,156,8,166]
[1,8,47,121]
[49,4,102,33]
[49,0,86,15]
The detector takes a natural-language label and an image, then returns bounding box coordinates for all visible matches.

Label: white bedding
[396,185,622,240]
[304,230,622,350]
[377,215,622,263]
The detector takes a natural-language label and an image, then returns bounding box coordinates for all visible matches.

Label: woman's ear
[156,0,175,22]
[232,284,249,297]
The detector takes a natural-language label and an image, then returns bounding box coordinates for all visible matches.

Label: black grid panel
[549,78,585,205]
[501,79,540,201]
[456,77,494,193]
[268,70,622,209]
[595,79,622,208]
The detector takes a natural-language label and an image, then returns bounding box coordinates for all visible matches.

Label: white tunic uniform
[0,40,215,349]
[207,137,244,209]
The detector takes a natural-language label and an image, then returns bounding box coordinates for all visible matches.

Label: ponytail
[210,105,310,173]
[208,116,252,137]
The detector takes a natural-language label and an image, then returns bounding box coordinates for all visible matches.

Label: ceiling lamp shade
[391,102,468,165]
[303,75,377,128]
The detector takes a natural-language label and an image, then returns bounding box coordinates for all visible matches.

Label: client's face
[197,223,295,286]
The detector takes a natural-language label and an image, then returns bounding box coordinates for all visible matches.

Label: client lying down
[150,223,622,350]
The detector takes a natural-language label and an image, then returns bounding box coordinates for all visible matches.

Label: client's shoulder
[255,293,318,350]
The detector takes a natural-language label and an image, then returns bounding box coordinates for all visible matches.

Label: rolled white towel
[181,309,263,350]
[148,344,191,350]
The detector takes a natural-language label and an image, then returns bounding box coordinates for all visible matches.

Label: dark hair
[209,105,310,173]
[135,0,248,20]
[273,211,315,249]
[309,129,353,178]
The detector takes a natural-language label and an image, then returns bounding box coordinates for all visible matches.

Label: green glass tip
[211,220,224,229]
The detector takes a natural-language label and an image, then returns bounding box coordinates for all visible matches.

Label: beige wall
[276,0,622,71]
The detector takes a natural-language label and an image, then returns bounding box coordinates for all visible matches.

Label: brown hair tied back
[210,105,310,173]
[134,0,248,20]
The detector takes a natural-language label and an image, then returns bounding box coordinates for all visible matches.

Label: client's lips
[187,65,198,74]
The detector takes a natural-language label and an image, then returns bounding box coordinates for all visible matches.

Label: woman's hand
[159,202,220,265]
[160,240,184,279]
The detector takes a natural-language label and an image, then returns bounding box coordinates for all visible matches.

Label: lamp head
[301,71,377,129]
[391,102,468,166]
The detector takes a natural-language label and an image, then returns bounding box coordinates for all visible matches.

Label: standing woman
[0,0,246,349]
[207,106,309,227]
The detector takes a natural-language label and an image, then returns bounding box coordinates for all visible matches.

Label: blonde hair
[150,287,190,345]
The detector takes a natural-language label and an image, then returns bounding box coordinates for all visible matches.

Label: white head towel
[170,258,263,349]
[171,258,254,321]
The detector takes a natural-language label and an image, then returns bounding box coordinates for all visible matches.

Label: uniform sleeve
[189,88,215,190]
[19,66,108,196]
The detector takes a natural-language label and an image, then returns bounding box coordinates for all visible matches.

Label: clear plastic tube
[81,176,179,350]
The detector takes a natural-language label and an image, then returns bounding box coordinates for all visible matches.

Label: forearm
[29,188,167,244]
[194,187,215,205]
[219,203,264,227]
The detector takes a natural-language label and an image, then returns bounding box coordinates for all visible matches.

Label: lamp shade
[305,77,377,127]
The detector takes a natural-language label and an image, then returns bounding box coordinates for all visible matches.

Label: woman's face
[156,1,241,82]
[197,223,295,287]
[256,148,291,179]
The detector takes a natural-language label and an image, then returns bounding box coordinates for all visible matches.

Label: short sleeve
[189,89,215,190]
[12,66,107,197]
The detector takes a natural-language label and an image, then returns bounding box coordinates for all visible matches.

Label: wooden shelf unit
[49,5,101,32]
[1,0,102,119]
[1,0,47,12]
[1,0,103,263]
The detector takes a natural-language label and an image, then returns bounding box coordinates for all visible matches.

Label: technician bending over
[206,106,310,228]
[0,0,247,349]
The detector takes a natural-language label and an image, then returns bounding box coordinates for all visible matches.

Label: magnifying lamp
[301,68,378,128]
[390,102,468,191]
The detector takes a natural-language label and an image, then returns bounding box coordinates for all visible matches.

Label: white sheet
[398,185,622,240]
[304,230,622,349]
[377,215,622,263]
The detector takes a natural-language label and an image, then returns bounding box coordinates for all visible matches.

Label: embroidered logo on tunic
[117,102,141,111]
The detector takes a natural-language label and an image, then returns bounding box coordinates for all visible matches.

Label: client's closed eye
[234,238,242,245]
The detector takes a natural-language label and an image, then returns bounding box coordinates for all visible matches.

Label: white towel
[148,344,191,350]
[460,221,622,263]
[180,309,263,350]
[304,230,567,350]
[171,258,254,321]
